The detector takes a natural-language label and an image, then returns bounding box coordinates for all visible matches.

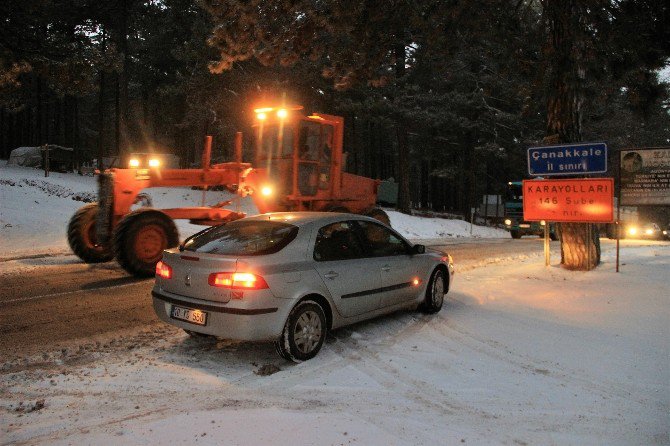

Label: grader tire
[365,208,391,227]
[67,203,113,263]
[113,209,179,277]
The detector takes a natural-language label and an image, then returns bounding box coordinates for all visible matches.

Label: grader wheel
[67,203,113,263]
[113,209,179,277]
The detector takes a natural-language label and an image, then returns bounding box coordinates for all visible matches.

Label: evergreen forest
[1,0,668,216]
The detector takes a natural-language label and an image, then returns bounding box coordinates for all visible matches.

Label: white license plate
[170,305,208,326]
[519,224,531,228]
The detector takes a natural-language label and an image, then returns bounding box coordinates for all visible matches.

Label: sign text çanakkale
[528,142,607,176]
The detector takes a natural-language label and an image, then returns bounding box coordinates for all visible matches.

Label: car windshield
[183,220,298,256]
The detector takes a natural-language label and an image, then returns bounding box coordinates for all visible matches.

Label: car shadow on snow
[156,303,459,380]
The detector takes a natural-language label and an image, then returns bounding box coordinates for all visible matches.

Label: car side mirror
[411,244,425,255]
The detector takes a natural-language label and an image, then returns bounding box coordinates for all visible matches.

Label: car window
[183,220,298,256]
[356,221,409,257]
[313,221,365,261]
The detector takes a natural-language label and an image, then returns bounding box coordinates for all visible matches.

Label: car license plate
[170,305,207,326]
[519,224,531,228]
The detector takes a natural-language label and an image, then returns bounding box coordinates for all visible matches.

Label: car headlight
[645,228,654,235]
[628,227,637,236]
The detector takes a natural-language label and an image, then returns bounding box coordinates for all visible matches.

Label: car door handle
[381,265,391,272]
[324,271,339,279]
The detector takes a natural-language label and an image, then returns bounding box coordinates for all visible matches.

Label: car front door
[355,220,422,309]
[312,221,382,318]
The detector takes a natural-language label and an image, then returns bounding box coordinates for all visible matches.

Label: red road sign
[523,178,614,223]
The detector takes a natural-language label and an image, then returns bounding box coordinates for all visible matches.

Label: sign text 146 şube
[523,178,614,223]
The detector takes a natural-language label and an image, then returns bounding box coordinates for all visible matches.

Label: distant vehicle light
[256,112,267,121]
[504,219,512,226]
[628,227,638,236]
[276,109,288,119]
[261,186,273,196]
[663,230,668,235]
[148,158,160,168]
[645,228,654,235]
[129,158,140,168]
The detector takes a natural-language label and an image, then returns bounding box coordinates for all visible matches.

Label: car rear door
[355,220,422,308]
[312,221,382,317]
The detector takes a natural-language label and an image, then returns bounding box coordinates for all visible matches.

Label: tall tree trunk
[545,0,600,271]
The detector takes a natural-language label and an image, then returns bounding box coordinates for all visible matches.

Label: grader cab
[67,106,388,277]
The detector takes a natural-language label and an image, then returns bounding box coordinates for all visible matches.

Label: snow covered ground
[1,163,668,445]
[0,164,508,260]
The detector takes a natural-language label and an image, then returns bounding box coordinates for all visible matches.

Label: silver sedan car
[152,212,454,361]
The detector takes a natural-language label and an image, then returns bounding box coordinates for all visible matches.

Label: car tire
[275,300,327,362]
[113,209,179,277]
[510,230,521,239]
[67,203,114,263]
[421,268,446,314]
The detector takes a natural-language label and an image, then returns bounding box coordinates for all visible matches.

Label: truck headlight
[148,158,160,168]
[129,158,140,168]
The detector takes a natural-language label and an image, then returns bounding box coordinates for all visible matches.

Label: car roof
[243,211,383,227]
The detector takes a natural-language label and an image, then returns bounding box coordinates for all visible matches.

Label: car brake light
[156,261,172,279]
[208,272,269,290]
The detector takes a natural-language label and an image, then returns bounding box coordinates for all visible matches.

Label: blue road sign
[528,142,607,176]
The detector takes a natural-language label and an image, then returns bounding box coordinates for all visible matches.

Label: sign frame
[523,178,614,223]
[527,142,608,176]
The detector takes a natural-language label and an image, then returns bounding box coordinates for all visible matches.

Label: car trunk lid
[158,250,237,303]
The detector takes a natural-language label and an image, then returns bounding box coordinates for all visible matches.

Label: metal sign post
[544,223,550,266]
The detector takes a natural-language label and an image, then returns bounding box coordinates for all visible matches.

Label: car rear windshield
[183,221,298,256]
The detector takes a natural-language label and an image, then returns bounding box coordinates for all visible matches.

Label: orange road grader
[67,107,389,277]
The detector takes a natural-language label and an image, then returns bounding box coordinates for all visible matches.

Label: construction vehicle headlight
[148,158,160,168]
[261,186,273,196]
[129,158,140,168]
[504,219,512,226]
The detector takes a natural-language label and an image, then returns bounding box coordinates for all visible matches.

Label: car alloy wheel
[275,300,327,362]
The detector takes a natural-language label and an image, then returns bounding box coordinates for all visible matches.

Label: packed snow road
[1,239,668,446]
[0,238,549,361]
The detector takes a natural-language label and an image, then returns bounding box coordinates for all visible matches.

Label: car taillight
[208,272,269,290]
[156,261,172,279]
